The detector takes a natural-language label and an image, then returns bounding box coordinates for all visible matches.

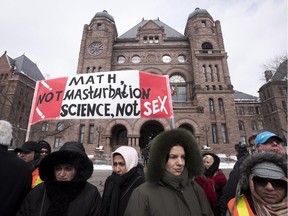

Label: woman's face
[203,158,213,169]
[165,145,185,176]
[112,154,127,175]
[253,176,287,204]
[54,164,76,181]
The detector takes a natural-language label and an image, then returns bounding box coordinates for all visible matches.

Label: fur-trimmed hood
[39,141,93,182]
[239,152,287,190]
[147,129,204,182]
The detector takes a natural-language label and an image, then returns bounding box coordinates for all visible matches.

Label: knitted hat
[38,140,51,154]
[112,146,138,172]
[252,162,286,179]
[254,131,283,146]
[239,152,287,190]
[0,120,13,146]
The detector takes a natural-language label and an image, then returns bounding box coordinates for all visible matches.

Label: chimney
[264,70,273,81]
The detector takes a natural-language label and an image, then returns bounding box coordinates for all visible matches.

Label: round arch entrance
[139,121,164,149]
[110,124,128,151]
[179,123,195,134]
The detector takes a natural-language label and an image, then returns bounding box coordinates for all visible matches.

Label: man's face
[257,137,286,154]
[18,151,35,163]
[248,138,256,152]
[112,154,127,175]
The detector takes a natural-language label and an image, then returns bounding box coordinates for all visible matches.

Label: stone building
[0,51,44,147]
[258,60,287,142]
[234,90,263,144]
[27,8,266,154]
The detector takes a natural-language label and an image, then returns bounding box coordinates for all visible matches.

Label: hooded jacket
[195,153,227,216]
[17,141,102,216]
[124,129,213,216]
[227,152,288,216]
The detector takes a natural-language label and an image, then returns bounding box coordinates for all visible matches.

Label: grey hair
[0,120,13,146]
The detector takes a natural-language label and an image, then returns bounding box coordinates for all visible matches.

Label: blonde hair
[203,155,214,164]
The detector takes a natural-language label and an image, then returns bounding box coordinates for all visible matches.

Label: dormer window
[142,35,160,44]
[155,35,159,43]
[201,20,206,27]
[97,23,102,30]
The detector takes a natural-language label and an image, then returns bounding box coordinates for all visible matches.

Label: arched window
[41,122,49,131]
[258,120,264,130]
[209,98,215,113]
[251,120,257,130]
[202,42,213,49]
[218,98,224,112]
[169,74,187,101]
[56,122,64,131]
[238,120,245,130]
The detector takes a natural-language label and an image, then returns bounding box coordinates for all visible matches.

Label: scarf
[249,176,288,216]
[44,181,85,216]
[102,167,138,216]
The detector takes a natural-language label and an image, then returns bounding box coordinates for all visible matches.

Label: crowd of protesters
[0,119,287,216]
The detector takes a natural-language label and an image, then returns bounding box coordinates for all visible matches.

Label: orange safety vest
[32,168,43,188]
[228,195,254,216]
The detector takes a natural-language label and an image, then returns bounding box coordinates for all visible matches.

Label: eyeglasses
[252,176,287,189]
[113,162,125,167]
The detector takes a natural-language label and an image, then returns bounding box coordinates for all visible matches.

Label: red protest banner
[28,70,173,125]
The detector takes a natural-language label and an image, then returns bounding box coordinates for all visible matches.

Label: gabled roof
[271,59,287,81]
[8,54,45,81]
[234,90,259,102]
[118,19,185,39]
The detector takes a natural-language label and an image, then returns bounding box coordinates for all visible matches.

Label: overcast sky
[1,0,286,96]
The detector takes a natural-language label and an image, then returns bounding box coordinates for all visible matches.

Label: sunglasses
[252,176,287,189]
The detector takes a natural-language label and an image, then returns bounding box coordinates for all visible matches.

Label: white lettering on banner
[143,96,168,116]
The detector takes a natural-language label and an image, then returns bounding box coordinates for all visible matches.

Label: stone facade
[5,8,279,155]
[32,9,245,155]
[258,60,287,141]
[0,52,44,148]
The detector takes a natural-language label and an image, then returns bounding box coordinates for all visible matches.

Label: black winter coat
[17,182,102,216]
[17,141,102,216]
[102,164,145,216]
[0,146,31,216]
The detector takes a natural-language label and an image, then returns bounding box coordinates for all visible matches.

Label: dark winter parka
[101,164,145,216]
[124,129,213,216]
[17,141,102,216]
